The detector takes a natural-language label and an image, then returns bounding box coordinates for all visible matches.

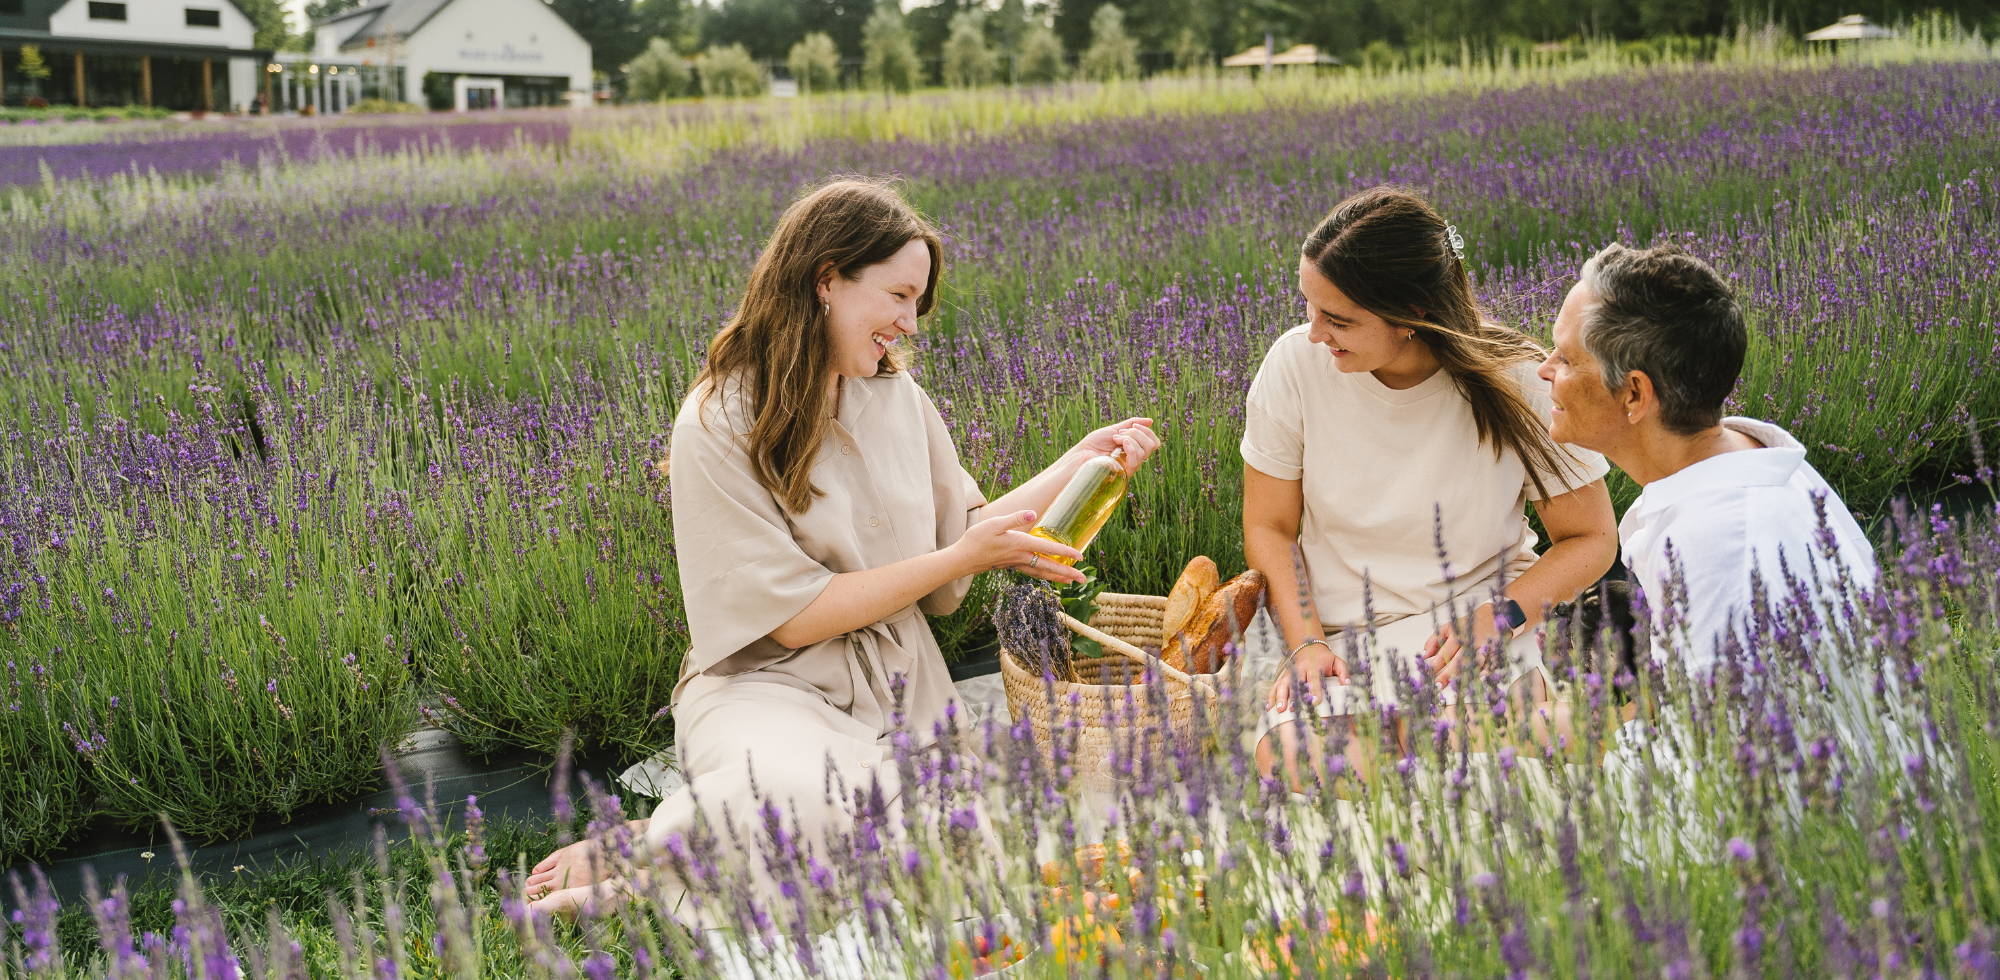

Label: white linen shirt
[1618,416,1877,675]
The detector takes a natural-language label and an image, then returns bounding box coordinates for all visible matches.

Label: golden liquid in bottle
[1029,451,1128,567]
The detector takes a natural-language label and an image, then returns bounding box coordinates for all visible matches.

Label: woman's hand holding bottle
[958,418,1157,585]
[952,510,1088,585]
[1073,418,1161,474]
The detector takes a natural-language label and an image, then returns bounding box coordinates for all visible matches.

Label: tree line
[624,1,1157,99]
[277,0,1997,96]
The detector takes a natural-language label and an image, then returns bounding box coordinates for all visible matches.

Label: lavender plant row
[8,63,1996,304]
[8,494,2000,980]
[0,115,572,188]
[1,348,689,861]
[2,60,1996,867]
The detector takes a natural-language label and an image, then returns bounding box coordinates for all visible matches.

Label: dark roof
[0,27,265,56]
[315,0,454,47]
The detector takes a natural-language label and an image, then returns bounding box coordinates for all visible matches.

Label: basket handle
[1059,612,1202,690]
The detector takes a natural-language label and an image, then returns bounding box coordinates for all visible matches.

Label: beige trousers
[642,671,1001,923]
[643,673,896,883]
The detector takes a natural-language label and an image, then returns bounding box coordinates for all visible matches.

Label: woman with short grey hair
[1538,242,1876,674]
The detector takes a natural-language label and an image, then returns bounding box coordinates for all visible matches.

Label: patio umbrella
[1805,15,1898,41]
[1220,43,1342,67]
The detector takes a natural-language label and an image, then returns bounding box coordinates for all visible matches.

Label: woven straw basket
[999,592,1221,783]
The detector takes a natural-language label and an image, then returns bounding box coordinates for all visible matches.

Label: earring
[1404,331,1415,340]
[823,302,830,316]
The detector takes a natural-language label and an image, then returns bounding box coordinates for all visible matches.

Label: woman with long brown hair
[522,178,1159,915]
[1244,186,1618,787]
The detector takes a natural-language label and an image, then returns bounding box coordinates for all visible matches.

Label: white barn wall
[391,0,591,106]
[49,0,256,48]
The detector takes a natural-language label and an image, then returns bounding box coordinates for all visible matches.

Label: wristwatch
[1494,598,1527,634]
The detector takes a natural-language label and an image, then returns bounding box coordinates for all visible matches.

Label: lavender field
[0,115,574,188]
[4,41,2000,980]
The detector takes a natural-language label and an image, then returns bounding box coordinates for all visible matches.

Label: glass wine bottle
[1028,447,1128,567]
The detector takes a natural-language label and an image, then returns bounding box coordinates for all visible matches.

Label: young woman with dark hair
[523,178,1160,915]
[1244,186,1619,787]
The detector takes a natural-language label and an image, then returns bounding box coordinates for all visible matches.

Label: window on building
[185,7,221,26]
[87,1,127,19]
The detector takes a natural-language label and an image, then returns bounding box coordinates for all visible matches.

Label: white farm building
[1,0,267,111]
[291,0,592,112]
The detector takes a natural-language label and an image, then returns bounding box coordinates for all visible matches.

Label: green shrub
[1171,27,1210,72]
[698,43,767,98]
[943,11,999,87]
[787,32,843,94]
[1017,23,1068,84]
[1081,5,1139,81]
[862,1,921,92]
[628,38,693,102]
[0,104,173,124]
[344,99,426,114]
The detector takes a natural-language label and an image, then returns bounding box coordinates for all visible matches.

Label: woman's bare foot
[528,877,629,919]
[523,819,649,900]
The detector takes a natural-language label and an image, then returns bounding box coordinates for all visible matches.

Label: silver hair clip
[1443,224,1466,261]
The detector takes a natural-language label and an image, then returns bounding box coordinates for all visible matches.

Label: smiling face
[819,238,932,382]
[1538,282,1631,450]
[1298,257,1424,381]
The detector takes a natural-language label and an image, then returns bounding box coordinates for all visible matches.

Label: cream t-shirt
[1241,324,1609,631]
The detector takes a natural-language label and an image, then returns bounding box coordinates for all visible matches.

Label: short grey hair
[1576,243,1747,435]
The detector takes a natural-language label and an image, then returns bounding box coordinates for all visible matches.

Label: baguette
[1160,556,1221,647]
[1176,587,1231,674]
[1167,583,1228,671]
[1189,570,1267,674]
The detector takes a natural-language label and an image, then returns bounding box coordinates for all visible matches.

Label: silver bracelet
[1289,637,1334,659]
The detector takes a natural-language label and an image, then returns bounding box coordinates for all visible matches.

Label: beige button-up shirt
[667,370,986,746]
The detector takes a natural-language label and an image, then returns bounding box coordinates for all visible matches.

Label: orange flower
[1049,914,1123,964]
[946,933,1025,978]
[1242,911,1384,973]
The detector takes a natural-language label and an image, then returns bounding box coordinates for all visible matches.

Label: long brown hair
[1302,186,1583,502]
[695,179,943,514]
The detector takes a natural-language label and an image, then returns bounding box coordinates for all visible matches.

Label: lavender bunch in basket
[993,582,1075,681]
